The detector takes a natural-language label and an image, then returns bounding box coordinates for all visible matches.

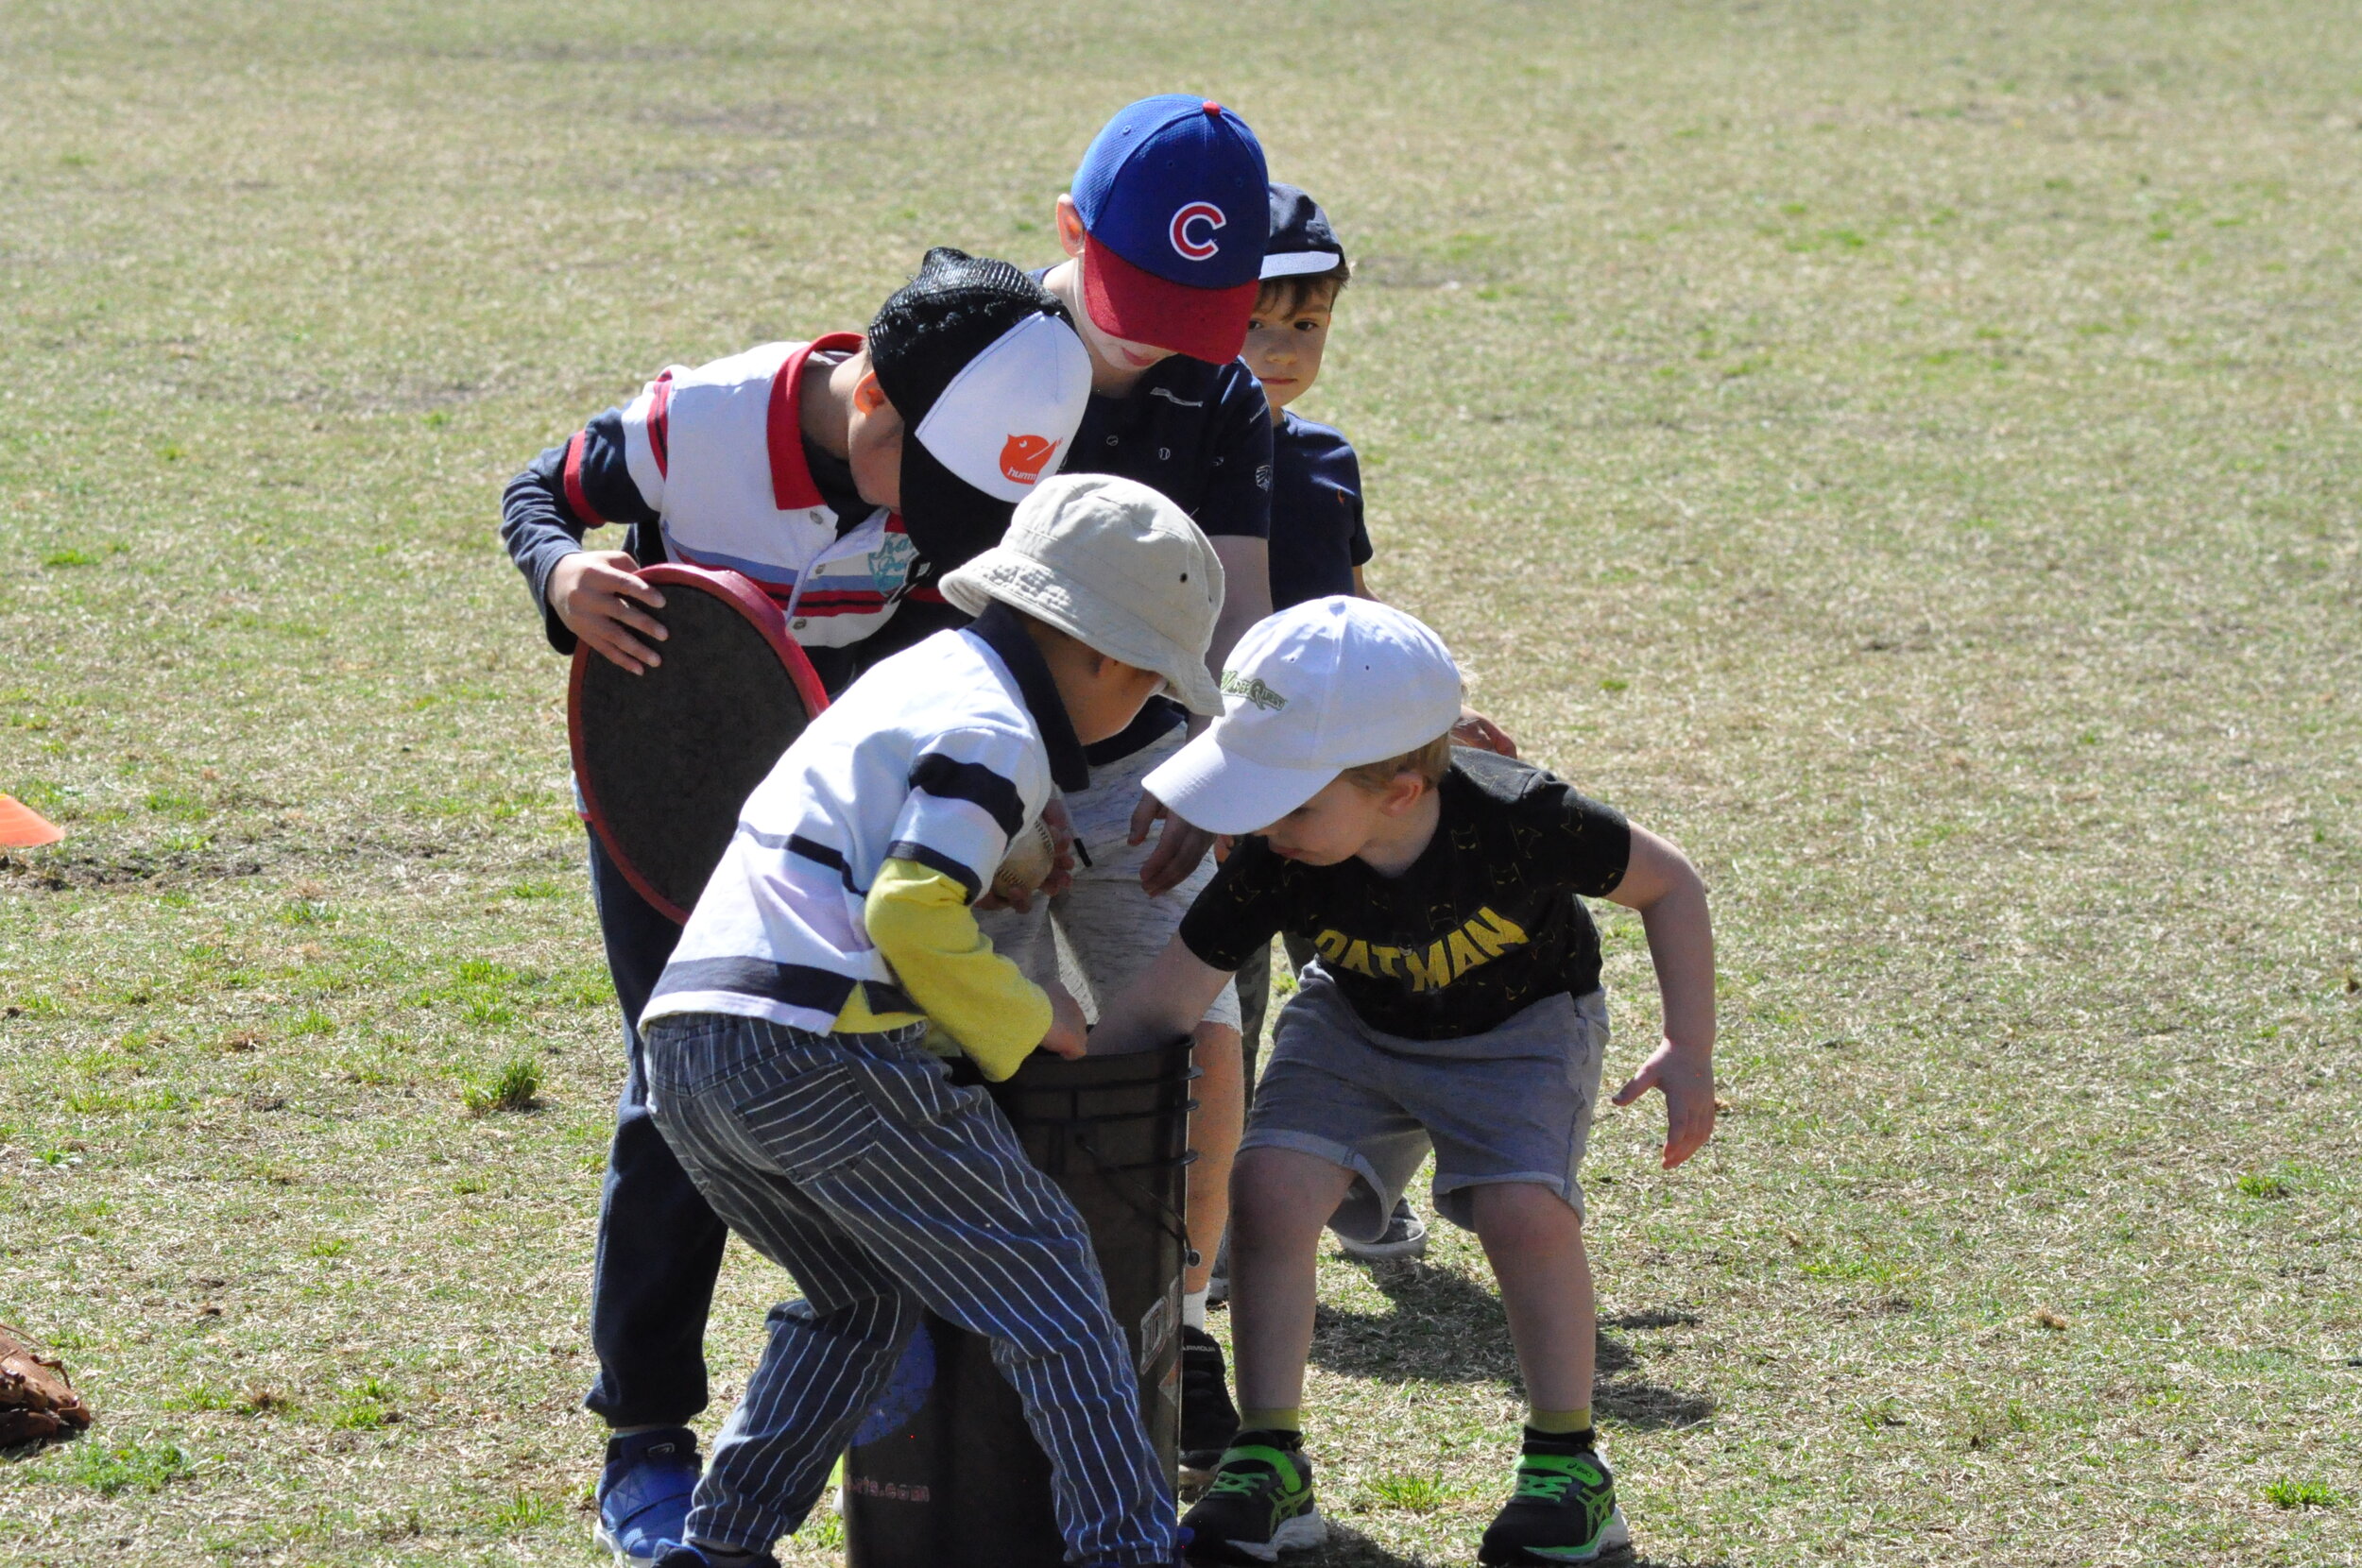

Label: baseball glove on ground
[1,1321,93,1444]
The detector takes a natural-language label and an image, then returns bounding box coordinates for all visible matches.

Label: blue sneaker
[596,1427,701,1566]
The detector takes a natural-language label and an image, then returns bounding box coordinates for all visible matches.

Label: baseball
[991,815,1058,901]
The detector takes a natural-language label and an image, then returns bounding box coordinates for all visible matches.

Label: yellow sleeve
[862,858,1052,1082]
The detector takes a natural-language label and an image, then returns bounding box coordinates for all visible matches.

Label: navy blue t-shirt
[1028,273,1276,761]
[1266,411,1372,611]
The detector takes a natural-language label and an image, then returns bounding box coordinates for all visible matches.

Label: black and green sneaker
[1180,1431,1326,1563]
[1477,1434,1631,1564]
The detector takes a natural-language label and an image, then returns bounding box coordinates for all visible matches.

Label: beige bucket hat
[940,473,1226,715]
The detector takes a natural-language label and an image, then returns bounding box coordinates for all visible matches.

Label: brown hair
[1340,731,1454,793]
[1253,263,1350,321]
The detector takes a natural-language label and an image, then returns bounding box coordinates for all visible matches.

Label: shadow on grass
[1311,1520,1728,1568]
[0,1430,84,1466]
[1309,1519,1426,1566]
[1306,1259,1717,1430]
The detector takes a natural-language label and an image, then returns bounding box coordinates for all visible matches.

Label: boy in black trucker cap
[1090,599,1718,1566]
[498,248,1093,1566]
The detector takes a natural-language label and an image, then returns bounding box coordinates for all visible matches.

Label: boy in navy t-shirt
[1241,184,1367,614]
[1227,185,1515,1264]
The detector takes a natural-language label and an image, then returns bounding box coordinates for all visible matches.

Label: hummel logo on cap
[1000,433,1057,485]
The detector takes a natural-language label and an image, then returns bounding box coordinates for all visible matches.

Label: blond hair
[1340,731,1454,793]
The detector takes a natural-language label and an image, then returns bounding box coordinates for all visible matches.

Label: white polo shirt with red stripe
[559,333,922,648]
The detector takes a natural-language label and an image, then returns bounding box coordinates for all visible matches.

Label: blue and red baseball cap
[1071,94,1270,364]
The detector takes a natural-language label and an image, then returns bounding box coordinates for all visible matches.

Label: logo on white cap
[1000,434,1056,486]
[1169,201,1226,262]
[913,313,1095,503]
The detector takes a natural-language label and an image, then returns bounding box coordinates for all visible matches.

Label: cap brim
[1260,248,1343,280]
[1140,727,1336,837]
[898,437,1017,568]
[1082,242,1259,364]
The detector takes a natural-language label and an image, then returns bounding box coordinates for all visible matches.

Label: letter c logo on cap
[1000,433,1056,485]
[1169,201,1225,262]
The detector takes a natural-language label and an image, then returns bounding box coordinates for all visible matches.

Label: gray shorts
[977,726,1242,1032]
[1241,967,1609,1239]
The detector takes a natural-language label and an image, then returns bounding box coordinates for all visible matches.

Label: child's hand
[1037,795,1079,901]
[1038,982,1089,1060]
[1127,790,1215,898]
[551,550,668,673]
[1611,1036,1716,1169]
[1451,707,1518,758]
[978,798,1078,912]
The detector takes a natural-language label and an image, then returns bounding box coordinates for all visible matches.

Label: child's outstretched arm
[1603,825,1717,1169]
[1088,932,1236,1056]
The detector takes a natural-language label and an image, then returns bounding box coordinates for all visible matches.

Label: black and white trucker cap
[866,247,1096,566]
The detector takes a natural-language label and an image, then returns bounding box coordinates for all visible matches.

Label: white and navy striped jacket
[642,605,1089,1034]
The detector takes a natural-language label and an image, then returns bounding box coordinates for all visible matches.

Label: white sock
[1183,1287,1208,1331]
[609,1423,676,1438]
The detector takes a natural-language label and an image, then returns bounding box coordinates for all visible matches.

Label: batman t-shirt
[1178,749,1631,1041]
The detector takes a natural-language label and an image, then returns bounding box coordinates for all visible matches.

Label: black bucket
[842,1039,1196,1567]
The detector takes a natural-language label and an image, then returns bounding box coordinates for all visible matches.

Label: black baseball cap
[1260,182,1348,281]
[866,248,1095,566]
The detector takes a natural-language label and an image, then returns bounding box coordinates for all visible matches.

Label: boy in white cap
[632,472,1224,1568]
[1090,598,1719,1566]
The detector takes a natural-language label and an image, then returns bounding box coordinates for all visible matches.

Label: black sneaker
[1178,1325,1241,1484]
[1181,1433,1326,1563]
[1477,1434,1631,1564]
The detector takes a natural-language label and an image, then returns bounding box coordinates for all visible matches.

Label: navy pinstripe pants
[642,1013,1174,1565]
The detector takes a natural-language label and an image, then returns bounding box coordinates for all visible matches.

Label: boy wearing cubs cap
[499,249,1094,1564]
[1092,599,1719,1566]
[633,473,1224,1568]
[984,93,1278,1474]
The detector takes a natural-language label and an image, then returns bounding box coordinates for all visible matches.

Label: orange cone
[0,794,64,848]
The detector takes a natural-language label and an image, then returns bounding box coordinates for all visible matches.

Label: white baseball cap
[1142,597,1463,835]
[940,473,1227,715]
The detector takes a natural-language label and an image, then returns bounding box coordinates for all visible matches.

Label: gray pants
[1244,970,1610,1239]
[1234,932,1315,1101]
[642,1014,1175,1565]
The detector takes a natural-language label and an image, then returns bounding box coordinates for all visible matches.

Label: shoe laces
[1513,1452,1602,1503]
[1514,1468,1575,1502]
[1207,1464,1271,1498]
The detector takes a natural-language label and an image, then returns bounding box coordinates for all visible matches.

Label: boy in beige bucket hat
[940,472,1226,716]
[634,470,1223,1568]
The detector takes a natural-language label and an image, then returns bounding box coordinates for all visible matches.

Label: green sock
[1239,1408,1302,1438]
[1528,1407,1592,1436]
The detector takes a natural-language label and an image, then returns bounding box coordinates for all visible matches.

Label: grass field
[5,2,2359,1563]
